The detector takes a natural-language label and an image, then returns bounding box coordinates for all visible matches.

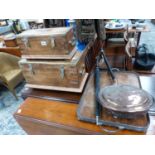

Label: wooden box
[4,37,18,47]
[4,34,18,47]
[19,46,89,93]
[16,27,76,59]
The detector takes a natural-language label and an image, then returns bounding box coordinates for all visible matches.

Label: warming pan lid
[98,84,153,113]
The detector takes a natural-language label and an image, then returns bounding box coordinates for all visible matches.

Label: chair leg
[8,87,18,100]
[0,82,18,100]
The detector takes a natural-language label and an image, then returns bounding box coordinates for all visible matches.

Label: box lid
[19,46,87,66]
[16,27,72,38]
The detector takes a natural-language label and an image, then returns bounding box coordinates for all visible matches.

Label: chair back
[0,52,20,74]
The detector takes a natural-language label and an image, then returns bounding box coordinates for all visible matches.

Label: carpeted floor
[0,19,155,135]
[0,82,26,135]
[140,20,155,48]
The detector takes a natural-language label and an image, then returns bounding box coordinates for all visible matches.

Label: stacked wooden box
[17,27,89,93]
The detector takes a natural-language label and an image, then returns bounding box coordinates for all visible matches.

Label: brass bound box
[16,27,75,60]
[19,46,89,93]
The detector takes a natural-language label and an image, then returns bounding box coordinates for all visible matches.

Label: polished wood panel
[0,46,21,57]
[103,46,126,69]
[21,87,81,103]
[14,97,155,135]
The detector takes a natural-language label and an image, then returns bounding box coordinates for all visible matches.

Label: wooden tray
[77,71,150,132]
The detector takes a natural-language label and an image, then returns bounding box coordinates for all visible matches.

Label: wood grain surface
[14,97,155,135]
[21,87,81,103]
[19,46,89,90]
[25,73,88,93]
[21,75,155,105]
[0,47,21,57]
[77,71,154,134]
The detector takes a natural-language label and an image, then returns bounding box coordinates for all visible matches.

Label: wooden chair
[105,25,128,48]
[102,26,130,69]
[124,35,155,73]
[101,29,128,70]
[125,38,137,70]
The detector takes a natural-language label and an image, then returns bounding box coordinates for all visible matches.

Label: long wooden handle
[95,56,102,125]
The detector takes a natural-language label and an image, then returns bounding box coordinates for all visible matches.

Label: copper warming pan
[97,49,153,118]
[97,84,153,118]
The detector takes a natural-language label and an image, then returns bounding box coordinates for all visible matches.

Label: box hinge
[22,38,30,48]
[51,38,55,48]
[60,65,65,79]
[28,64,35,75]
[68,37,76,46]
[79,64,85,76]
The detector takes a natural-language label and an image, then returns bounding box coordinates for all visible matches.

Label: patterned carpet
[0,82,26,135]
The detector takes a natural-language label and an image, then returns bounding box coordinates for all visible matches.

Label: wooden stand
[26,73,88,93]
